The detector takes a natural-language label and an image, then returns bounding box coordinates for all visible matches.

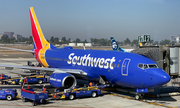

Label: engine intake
[49,73,77,89]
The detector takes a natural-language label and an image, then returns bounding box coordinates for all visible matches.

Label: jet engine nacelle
[49,73,77,89]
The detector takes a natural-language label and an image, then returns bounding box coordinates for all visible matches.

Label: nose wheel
[135,93,144,100]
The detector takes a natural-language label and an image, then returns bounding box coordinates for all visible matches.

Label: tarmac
[0,57,180,108]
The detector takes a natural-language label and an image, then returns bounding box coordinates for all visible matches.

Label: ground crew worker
[54,89,57,98]
[20,76,24,88]
[0,74,3,80]
[0,74,3,84]
[42,85,46,93]
[89,82,93,87]
[92,82,95,86]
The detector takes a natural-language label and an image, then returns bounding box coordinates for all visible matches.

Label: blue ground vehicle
[0,74,10,79]
[6,74,47,85]
[21,88,48,106]
[0,89,17,101]
[0,74,11,84]
[21,78,48,106]
[64,88,101,100]
[13,77,47,85]
[54,84,110,100]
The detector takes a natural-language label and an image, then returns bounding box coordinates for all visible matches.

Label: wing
[0,64,87,76]
[0,46,34,53]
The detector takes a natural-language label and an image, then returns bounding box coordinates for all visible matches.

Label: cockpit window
[144,64,148,69]
[148,64,158,68]
[138,63,158,69]
[138,64,143,69]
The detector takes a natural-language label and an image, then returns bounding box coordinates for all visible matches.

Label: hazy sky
[0,0,180,42]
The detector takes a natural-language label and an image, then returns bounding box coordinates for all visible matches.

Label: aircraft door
[121,58,131,76]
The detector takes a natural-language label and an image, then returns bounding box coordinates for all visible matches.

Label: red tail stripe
[29,9,42,49]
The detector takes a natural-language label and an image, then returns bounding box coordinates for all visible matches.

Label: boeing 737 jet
[0,7,170,99]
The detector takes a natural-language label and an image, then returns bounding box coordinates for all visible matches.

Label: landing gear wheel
[45,100,48,104]
[38,80,43,84]
[135,94,140,100]
[32,102,37,106]
[91,92,97,98]
[22,98,26,102]
[69,94,75,100]
[6,95,12,101]
[135,94,143,100]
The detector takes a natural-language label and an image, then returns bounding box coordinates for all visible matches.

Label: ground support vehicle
[53,84,110,100]
[0,89,17,101]
[1,74,47,85]
[21,78,48,106]
[0,74,11,84]
[21,88,48,106]
[0,74,10,79]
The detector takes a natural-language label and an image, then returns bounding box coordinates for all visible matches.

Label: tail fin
[29,7,56,50]
[110,37,125,52]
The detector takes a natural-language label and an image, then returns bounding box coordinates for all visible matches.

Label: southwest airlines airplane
[0,7,170,99]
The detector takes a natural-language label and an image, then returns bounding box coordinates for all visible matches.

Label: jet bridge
[131,46,180,77]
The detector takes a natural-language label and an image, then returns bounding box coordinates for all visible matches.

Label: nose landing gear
[135,93,144,100]
[135,88,148,100]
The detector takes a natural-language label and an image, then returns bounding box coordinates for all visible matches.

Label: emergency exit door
[121,58,131,76]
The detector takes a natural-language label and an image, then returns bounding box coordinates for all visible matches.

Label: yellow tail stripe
[30,7,50,49]
[39,49,49,67]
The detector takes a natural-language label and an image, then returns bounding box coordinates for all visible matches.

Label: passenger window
[101,62,104,65]
[105,63,108,67]
[117,64,119,67]
[114,64,116,67]
[77,60,80,63]
[111,63,113,67]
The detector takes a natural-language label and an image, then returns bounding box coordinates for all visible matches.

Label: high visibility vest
[20,77,23,82]
[89,82,93,87]
[0,74,3,79]
[42,87,46,92]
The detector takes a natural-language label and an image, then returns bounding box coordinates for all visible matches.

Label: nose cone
[154,69,170,86]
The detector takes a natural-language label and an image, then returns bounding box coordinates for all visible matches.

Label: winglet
[110,37,125,52]
[29,7,55,50]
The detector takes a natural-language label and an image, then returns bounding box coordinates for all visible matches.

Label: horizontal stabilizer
[0,46,34,53]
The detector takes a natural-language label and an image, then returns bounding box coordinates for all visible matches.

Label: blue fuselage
[40,48,170,89]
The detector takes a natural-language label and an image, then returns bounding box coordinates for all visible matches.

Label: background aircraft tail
[110,37,125,52]
[29,7,56,50]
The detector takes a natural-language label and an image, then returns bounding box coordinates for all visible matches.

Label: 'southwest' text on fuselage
[67,53,116,69]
